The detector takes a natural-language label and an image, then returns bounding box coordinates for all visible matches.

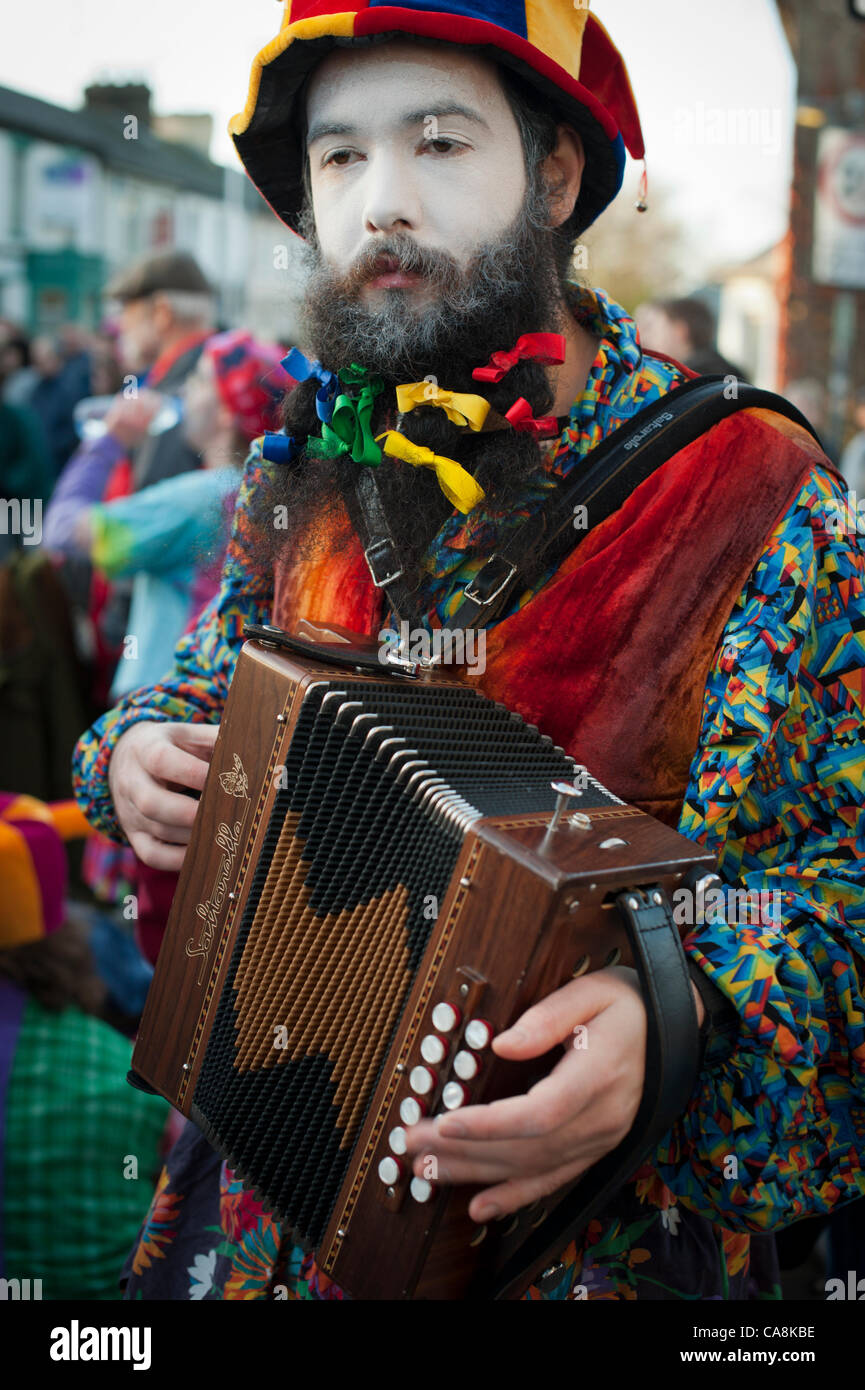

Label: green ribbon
[305,363,384,465]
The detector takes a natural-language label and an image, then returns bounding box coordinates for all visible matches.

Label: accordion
[131,625,713,1299]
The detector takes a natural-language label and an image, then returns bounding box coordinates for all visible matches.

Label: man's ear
[542,126,586,228]
[150,294,174,335]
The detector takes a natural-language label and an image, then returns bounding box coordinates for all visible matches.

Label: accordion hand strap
[489,884,702,1300]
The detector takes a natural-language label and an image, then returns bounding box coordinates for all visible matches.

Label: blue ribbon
[261,432,300,466]
[281,348,338,424]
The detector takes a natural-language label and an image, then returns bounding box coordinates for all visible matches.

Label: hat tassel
[635,159,649,214]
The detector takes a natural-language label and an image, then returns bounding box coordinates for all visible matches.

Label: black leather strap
[687,958,740,1067]
[340,460,432,625]
[243,621,421,677]
[447,378,823,634]
[487,884,701,1300]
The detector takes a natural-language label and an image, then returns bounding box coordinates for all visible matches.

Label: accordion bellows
[132,635,712,1299]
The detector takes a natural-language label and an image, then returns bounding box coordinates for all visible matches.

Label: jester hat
[0,794,94,949]
[229,1,645,238]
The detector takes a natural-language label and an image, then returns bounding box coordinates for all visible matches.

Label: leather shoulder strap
[448,378,823,633]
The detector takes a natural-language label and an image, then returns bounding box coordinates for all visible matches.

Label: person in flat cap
[74,0,864,1302]
[0,794,168,1299]
[106,250,215,305]
[45,249,218,685]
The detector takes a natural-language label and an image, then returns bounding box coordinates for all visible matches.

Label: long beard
[253,172,575,591]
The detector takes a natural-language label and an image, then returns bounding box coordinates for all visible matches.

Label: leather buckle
[364,538,404,589]
[463,553,518,608]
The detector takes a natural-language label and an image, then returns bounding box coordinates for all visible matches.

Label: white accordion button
[409,1065,436,1096]
[420,1034,447,1065]
[410,1176,434,1204]
[378,1156,403,1185]
[453,1050,480,1081]
[400,1096,425,1126]
[441,1081,469,1110]
[431,1002,461,1033]
[464,1018,493,1051]
[389,1126,407,1155]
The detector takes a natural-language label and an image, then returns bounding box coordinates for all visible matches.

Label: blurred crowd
[0,249,292,1299]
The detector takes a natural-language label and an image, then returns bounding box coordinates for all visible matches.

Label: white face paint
[305,41,528,306]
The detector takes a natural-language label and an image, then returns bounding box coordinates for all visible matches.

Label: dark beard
[252,170,575,594]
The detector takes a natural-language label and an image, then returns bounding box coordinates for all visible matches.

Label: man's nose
[361,151,423,235]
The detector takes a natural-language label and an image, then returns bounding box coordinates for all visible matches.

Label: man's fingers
[123,803,194,846]
[410,1150,516,1185]
[166,722,219,759]
[128,830,189,873]
[408,1131,585,1184]
[129,782,202,832]
[411,1052,594,1147]
[145,737,214,793]
[493,973,618,1058]
[468,1162,591,1223]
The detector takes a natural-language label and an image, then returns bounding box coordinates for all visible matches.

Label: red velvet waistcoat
[272,409,831,826]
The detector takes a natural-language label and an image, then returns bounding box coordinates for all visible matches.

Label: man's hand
[104,390,164,451]
[403,965,702,1223]
[108,721,219,870]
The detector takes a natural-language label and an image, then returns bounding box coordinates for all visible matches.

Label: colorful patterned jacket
[72,288,865,1301]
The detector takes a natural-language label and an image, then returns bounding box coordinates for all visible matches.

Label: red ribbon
[472,332,566,384]
[505,397,560,438]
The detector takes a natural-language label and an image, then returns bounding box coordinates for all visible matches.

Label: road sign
[813,127,865,288]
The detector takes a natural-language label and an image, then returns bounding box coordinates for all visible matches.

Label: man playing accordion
[73,0,865,1302]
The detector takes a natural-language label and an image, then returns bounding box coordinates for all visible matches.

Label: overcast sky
[1,0,796,274]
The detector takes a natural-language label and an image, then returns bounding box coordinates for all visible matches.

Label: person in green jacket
[0,793,169,1300]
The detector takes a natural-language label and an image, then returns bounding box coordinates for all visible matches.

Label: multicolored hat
[229,0,645,239]
[204,330,295,443]
[0,794,94,949]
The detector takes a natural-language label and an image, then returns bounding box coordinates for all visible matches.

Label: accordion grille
[190,678,615,1248]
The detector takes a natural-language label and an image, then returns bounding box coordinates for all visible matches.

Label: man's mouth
[365,255,425,290]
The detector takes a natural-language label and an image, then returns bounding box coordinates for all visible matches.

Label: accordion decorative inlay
[131,632,713,1299]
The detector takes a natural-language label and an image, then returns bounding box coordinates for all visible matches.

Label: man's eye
[424,138,461,155]
[323,149,357,167]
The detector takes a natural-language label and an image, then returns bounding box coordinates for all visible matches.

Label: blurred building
[0,81,306,342]
[713,242,787,390]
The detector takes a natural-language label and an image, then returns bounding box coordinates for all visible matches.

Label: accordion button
[442,1081,469,1110]
[410,1065,437,1096]
[410,1177,434,1204]
[420,1034,448,1065]
[400,1096,426,1126]
[378,1156,403,1185]
[453,1050,480,1081]
[431,1002,461,1033]
[389,1126,407,1155]
[464,1019,493,1051]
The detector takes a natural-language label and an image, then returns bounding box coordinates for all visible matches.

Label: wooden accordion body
[131,634,713,1300]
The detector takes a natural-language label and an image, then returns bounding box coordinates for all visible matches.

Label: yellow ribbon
[395,382,491,431]
[377,431,485,514]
